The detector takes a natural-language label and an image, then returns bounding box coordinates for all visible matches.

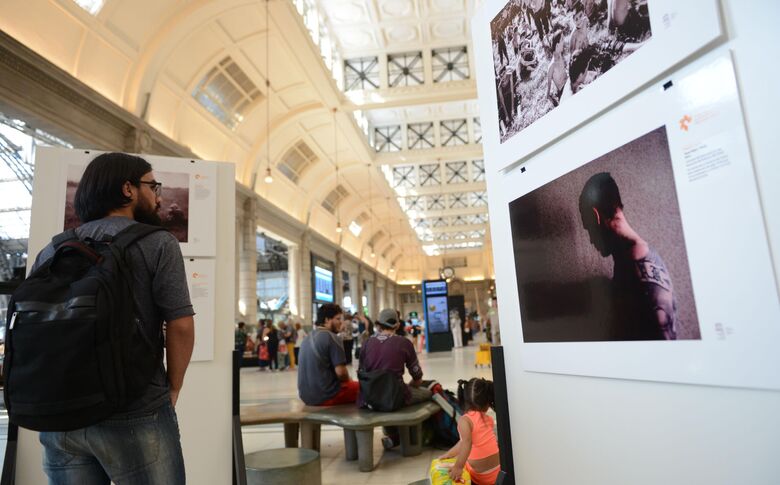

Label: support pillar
[238,198,258,326]
[300,230,312,324]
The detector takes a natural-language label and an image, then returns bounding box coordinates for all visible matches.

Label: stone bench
[240,399,441,472]
[245,448,321,485]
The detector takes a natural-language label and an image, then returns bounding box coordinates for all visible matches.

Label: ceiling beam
[374,144,483,165]
[341,80,476,111]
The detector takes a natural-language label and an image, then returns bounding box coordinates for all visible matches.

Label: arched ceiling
[1,0,493,282]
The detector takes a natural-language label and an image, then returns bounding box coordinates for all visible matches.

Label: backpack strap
[51,229,78,249]
[110,223,167,251]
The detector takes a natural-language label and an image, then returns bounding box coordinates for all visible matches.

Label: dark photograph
[509,126,700,342]
[491,0,652,143]
[64,166,190,242]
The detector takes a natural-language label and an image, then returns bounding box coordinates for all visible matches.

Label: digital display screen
[314,265,334,303]
[425,295,449,334]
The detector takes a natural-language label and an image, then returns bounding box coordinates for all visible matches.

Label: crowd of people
[236,303,501,484]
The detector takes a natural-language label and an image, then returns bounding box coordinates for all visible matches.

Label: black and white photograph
[491,0,652,143]
[64,165,190,243]
[509,126,700,342]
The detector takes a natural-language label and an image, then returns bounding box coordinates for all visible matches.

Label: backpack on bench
[3,223,165,431]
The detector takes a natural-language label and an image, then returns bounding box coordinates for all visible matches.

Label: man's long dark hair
[74,152,152,223]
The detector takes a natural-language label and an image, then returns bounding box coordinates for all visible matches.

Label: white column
[238,198,258,326]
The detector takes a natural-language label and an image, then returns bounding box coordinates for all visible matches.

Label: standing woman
[264,320,280,371]
[293,322,307,365]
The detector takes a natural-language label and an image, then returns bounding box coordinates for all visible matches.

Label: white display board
[19,148,235,484]
[54,148,217,257]
[34,147,218,362]
[487,48,780,390]
[472,0,724,171]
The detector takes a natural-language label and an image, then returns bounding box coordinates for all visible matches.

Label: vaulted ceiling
[0,0,492,282]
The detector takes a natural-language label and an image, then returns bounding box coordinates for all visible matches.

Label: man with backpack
[6,152,194,484]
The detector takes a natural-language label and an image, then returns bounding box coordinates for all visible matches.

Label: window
[73,0,104,15]
[407,122,434,150]
[418,163,441,186]
[427,195,445,210]
[449,193,468,209]
[432,217,448,228]
[388,51,424,87]
[445,161,468,184]
[350,212,369,237]
[471,159,485,182]
[473,117,482,144]
[278,141,318,183]
[471,191,488,207]
[344,57,380,91]
[374,126,402,152]
[432,46,470,83]
[392,166,416,189]
[440,119,469,147]
[192,57,263,130]
[322,185,349,214]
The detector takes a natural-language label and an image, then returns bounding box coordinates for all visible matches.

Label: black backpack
[3,223,165,431]
[358,368,405,412]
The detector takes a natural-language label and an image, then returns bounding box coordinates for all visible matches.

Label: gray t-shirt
[297,327,345,405]
[32,216,194,414]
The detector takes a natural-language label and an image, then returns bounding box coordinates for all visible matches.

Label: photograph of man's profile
[509,126,700,342]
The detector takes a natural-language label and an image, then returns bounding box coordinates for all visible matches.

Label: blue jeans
[39,401,185,485]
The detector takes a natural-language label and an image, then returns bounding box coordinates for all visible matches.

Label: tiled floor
[240,333,493,485]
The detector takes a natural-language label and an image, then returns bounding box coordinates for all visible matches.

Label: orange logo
[679,115,692,131]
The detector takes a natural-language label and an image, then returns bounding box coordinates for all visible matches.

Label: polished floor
[240,333,493,485]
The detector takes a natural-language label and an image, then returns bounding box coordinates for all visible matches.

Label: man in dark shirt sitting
[358,308,432,408]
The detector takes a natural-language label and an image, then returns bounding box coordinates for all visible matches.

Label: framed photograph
[472,0,724,171]
[488,49,780,389]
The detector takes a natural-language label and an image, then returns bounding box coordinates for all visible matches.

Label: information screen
[423,280,449,334]
[314,265,334,303]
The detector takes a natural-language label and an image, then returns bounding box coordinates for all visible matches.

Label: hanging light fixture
[263,0,273,184]
[333,107,342,233]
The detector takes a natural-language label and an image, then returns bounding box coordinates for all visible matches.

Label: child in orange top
[439,378,500,485]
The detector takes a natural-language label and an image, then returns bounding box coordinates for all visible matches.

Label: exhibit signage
[486,48,780,390]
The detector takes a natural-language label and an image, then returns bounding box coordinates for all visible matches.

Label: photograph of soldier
[508,126,700,342]
[491,0,652,143]
[64,166,190,243]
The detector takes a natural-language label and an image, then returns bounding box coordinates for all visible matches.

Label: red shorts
[319,380,360,406]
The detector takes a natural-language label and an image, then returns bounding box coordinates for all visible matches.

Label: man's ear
[122,181,134,199]
[591,207,601,225]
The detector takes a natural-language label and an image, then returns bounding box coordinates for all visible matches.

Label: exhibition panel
[473,1,780,484]
[475,0,724,171]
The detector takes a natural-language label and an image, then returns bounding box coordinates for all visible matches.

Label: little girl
[439,378,500,485]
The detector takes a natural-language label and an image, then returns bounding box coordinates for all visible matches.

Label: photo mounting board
[472,0,724,172]
[487,48,780,390]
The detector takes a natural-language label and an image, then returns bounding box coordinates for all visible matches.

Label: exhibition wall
[473,1,780,484]
[17,152,235,484]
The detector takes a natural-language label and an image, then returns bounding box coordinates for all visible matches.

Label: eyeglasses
[139,181,163,196]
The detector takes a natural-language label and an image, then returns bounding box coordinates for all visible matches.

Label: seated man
[358,308,432,408]
[297,303,359,406]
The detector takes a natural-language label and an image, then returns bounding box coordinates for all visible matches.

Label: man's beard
[134,201,162,226]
